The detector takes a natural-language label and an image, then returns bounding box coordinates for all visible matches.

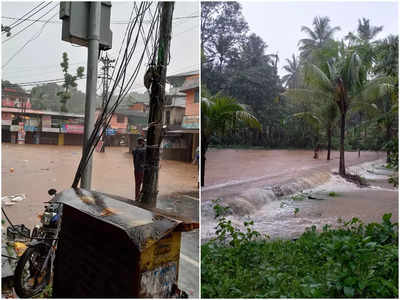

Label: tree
[284,90,338,160]
[372,35,398,162]
[345,18,383,45]
[57,52,84,112]
[281,54,301,89]
[201,94,261,186]
[201,2,249,95]
[299,16,341,60]
[201,1,248,72]
[300,47,392,176]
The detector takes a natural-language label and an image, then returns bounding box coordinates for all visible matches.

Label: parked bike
[14,189,62,298]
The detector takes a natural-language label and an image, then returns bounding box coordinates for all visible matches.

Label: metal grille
[53,205,141,297]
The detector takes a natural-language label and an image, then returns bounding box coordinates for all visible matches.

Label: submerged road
[201,149,397,242]
[202,149,384,201]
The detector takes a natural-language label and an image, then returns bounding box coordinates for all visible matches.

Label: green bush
[202,203,398,298]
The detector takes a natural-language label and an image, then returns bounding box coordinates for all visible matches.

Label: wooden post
[140,2,174,207]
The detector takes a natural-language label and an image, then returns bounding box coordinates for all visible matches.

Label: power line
[11,77,86,87]
[2,11,58,69]
[4,61,86,73]
[3,3,59,44]
[72,2,161,187]
[5,2,46,29]
[1,14,198,26]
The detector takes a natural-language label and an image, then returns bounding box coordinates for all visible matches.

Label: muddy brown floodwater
[2,144,198,229]
[201,149,398,242]
[203,149,383,199]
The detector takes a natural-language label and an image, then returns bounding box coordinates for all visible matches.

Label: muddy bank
[201,156,398,243]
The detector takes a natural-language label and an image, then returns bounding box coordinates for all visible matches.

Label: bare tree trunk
[327,126,332,160]
[386,122,392,163]
[339,112,346,176]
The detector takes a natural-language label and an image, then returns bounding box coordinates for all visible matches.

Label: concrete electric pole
[81,2,101,189]
[60,2,112,189]
[140,2,174,207]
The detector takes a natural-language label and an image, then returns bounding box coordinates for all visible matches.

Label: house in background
[2,87,32,109]
[1,107,84,145]
[95,109,129,146]
[128,102,149,113]
[161,70,199,162]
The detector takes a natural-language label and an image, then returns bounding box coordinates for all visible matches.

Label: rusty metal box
[52,188,195,298]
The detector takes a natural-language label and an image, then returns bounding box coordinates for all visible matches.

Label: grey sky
[1,1,199,93]
[241,1,398,76]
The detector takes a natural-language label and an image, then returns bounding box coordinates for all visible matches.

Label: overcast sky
[241,1,398,76]
[1,1,199,93]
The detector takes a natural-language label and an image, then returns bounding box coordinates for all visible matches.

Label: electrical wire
[72,2,161,187]
[2,11,59,69]
[2,13,198,27]
[5,2,46,29]
[2,15,59,25]
[3,3,59,44]
[13,76,86,87]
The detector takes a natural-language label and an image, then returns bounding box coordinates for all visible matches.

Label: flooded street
[202,149,398,242]
[2,143,198,229]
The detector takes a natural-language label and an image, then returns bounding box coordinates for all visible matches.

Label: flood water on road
[201,149,398,242]
[2,144,198,229]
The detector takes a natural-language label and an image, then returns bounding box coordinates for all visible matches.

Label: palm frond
[304,64,335,93]
[235,111,261,130]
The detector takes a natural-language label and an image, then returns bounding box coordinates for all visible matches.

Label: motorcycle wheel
[14,244,51,298]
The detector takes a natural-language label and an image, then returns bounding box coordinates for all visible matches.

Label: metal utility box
[60,2,113,50]
[52,188,197,298]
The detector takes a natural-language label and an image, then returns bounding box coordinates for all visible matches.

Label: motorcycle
[14,189,62,298]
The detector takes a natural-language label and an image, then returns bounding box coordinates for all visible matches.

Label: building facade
[1,107,130,146]
[161,70,199,162]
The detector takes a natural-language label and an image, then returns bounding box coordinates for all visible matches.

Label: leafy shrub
[202,203,398,298]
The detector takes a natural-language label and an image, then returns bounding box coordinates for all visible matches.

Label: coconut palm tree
[281,54,301,89]
[201,94,261,186]
[285,45,393,176]
[285,90,338,160]
[298,16,341,60]
[345,18,383,45]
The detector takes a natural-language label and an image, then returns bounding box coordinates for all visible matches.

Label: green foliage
[57,52,85,112]
[329,191,337,197]
[299,16,341,61]
[385,136,399,187]
[294,207,300,216]
[202,212,398,298]
[35,284,52,298]
[201,8,398,169]
[211,199,262,247]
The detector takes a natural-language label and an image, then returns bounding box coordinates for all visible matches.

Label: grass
[202,201,398,298]
[329,191,338,197]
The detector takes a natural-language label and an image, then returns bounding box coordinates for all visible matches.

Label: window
[166,111,171,125]
[194,90,199,103]
[117,114,125,123]
[51,118,61,128]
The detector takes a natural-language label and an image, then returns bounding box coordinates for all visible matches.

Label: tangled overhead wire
[72,2,162,188]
